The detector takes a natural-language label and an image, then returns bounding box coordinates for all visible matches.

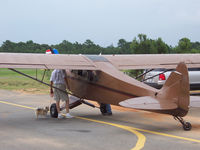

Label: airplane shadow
[34,112,200,134]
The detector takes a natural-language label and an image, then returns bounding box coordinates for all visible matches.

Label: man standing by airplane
[50,69,73,119]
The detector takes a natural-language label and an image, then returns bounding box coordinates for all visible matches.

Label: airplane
[1,53,200,131]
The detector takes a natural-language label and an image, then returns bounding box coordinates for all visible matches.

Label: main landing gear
[99,103,112,116]
[50,103,58,118]
[50,99,96,118]
[173,116,192,131]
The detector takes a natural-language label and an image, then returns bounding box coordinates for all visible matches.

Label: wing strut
[8,68,70,95]
[135,69,154,80]
[8,68,97,109]
[142,69,173,82]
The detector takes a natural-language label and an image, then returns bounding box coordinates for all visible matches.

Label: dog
[35,106,49,118]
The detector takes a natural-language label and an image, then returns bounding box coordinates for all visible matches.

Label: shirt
[50,69,66,85]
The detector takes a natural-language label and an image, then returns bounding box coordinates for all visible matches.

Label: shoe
[102,112,112,116]
[66,113,73,118]
[58,113,64,119]
[106,112,112,116]
[107,112,112,116]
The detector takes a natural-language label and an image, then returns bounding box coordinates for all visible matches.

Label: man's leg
[56,100,60,114]
[106,104,112,113]
[65,98,73,118]
[106,104,112,115]
[65,99,69,113]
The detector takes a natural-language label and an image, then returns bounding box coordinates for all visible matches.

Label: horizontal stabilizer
[190,96,200,108]
[119,96,177,110]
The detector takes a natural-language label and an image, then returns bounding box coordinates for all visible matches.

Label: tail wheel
[50,103,58,118]
[174,116,192,131]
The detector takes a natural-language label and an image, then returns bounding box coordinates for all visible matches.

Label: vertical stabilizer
[158,62,189,116]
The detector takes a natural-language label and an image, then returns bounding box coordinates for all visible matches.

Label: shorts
[53,84,69,102]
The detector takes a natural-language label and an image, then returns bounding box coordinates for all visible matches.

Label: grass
[0,68,52,94]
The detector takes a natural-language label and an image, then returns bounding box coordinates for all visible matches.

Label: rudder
[158,62,189,116]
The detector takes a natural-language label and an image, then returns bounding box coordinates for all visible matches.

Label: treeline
[0,34,200,54]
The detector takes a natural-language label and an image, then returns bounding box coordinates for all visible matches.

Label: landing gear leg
[173,116,192,131]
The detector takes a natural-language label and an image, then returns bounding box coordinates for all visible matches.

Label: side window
[88,70,98,82]
[87,70,94,81]
[71,70,98,81]
[78,70,82,76]
[71,70,78,74]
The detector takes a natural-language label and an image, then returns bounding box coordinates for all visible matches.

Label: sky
[0,0,200,47]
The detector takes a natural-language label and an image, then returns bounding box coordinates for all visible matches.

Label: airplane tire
[50,103,58,118]
[183,122,192,131]
[100,103,107,115]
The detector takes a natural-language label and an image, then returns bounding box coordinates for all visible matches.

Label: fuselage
[66,66,158,106]
[65,55,189,117]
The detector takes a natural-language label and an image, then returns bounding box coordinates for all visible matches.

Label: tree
[175,38,191,53]
[191,41,200,50]
[117,39,131,54]
[84,39,95,47]
[0,36,198,54]
[1,40,16,52]
[81,39,102,54]
[155,38,169,54]
[130,34,157,54]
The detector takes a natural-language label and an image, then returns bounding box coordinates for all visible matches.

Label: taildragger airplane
[1,53,200,131]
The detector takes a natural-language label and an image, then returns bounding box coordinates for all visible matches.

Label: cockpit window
[71,70,98,81]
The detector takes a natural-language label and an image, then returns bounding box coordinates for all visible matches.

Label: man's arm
[63,70,69,89]
[65,77,69,90]
[50,81,54,97]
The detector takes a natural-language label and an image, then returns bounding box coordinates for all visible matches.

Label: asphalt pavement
[0,89,200,150]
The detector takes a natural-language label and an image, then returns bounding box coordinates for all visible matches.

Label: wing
[104,54,200,69]
[0,53,97,70]
[1,53,200,70]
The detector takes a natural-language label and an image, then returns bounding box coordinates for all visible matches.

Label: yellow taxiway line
[0,100,36,110]
[129,127,200,143]
[76,116,146,150]
[75,116,200,143]
[1,100,200,148]
[0,100,145,150]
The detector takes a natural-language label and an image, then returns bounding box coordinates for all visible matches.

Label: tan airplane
[1,53,200,130]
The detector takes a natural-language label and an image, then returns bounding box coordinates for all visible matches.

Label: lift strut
[142,69,173,82]
[9,68,70,95]
[8,68,97,108]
